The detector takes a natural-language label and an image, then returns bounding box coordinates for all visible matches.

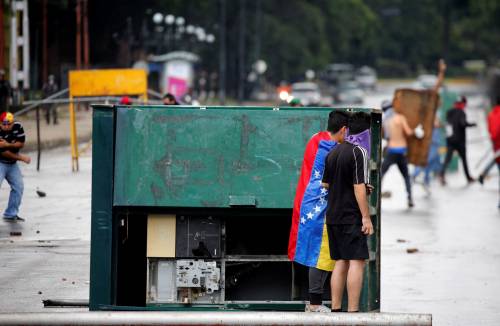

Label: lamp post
[152,13,164,53]
[174,16,185,50]
[165,14,175,52]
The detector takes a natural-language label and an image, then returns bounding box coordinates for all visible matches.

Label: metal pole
[69,96,79,172]
[0,1,4,71]
[35,106,41,171]
[238,0,246,104]
[0,311,432,326]
[76,0,82,70]
[83,0,89,69]
[42,0,48,82]
[254,0,261,63]
[218,0,226,105]
[16,88,68,115]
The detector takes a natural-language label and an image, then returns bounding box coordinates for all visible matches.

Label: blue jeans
[413,151,442,186]
[0,162,24,217]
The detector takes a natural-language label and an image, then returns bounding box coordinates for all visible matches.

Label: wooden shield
[393,89,440,166]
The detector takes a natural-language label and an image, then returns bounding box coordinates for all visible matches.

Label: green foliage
[142,0,500,81]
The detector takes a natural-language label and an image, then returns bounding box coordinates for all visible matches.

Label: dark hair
[163,93,178,104]
[496,96,500,105]
[349,112,371,135]
[327,111,349,134]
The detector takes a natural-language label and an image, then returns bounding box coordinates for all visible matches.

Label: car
[334,81,364,104]
[290,82,321,106]
[322,63,354,85]
[355,66,377,91]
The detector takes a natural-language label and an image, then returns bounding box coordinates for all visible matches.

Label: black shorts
[327,224,369,260]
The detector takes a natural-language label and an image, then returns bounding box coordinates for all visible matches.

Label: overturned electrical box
[90,105,382,311]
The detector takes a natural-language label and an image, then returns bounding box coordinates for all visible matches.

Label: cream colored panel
[147,214,176,258]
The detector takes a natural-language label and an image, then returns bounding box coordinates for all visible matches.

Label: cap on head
[0,112,14,125]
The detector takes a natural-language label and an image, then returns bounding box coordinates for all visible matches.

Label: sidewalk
[16,106,93,153]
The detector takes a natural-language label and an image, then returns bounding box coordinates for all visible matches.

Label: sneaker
[478,174,484,185]
[467,177,476,184]
[408,199,414,208]
[307,304,331,313]
[3,216,25,222]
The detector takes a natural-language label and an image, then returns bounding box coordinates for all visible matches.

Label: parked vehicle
[334,81,364,104]
[355,66,377,91]
[290,82,321,106]
[322,63,354,85]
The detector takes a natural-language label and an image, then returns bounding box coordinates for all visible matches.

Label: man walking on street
[0,112,30,222]
[439,96,476,185]
[381,59,444,207]
[321,114,374,313]
[380,95,424,207]
[42,75,59,124]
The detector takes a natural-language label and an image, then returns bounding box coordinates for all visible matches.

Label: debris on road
[406,248,419,254]
[9,231,22,236]
[36,189,47,197]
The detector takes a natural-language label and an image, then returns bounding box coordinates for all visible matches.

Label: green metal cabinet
[90,105,382,312]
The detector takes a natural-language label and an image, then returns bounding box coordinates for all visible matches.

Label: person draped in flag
[288,111,372,312]
[322,113,374,313]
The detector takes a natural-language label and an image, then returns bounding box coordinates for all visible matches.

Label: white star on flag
[301,217,306,224]
[320,187,327,195]
[307,212,314,219]
[319,197,326,205]
[314,170,321,178]
[314,205,321,213]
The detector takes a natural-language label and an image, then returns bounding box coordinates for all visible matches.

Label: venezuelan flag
[288,130,371,271]
[288,132,336,271]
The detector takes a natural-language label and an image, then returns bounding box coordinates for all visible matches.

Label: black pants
[441,141,472,180]
[308,267,329,305]
[381,151,412,200]
[44,104,58,124]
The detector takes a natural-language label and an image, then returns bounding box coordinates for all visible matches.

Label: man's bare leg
[331,260,349,310]
[346,259,365,312]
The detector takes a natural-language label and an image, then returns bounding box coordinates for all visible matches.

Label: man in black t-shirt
[0,112,30,222]
[321,113,374,313]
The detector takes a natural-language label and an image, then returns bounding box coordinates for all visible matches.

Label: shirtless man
[381,60,446,207]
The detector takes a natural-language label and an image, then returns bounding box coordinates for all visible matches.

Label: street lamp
[175,16,185,26]
[165,14,175,25]
[186,24,195,34]
[206,34,215,43]
[152,12,163,24]
[164,15,175,52]
[197,32,206,42]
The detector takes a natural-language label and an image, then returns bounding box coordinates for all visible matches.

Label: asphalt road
[0,84,499,325]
